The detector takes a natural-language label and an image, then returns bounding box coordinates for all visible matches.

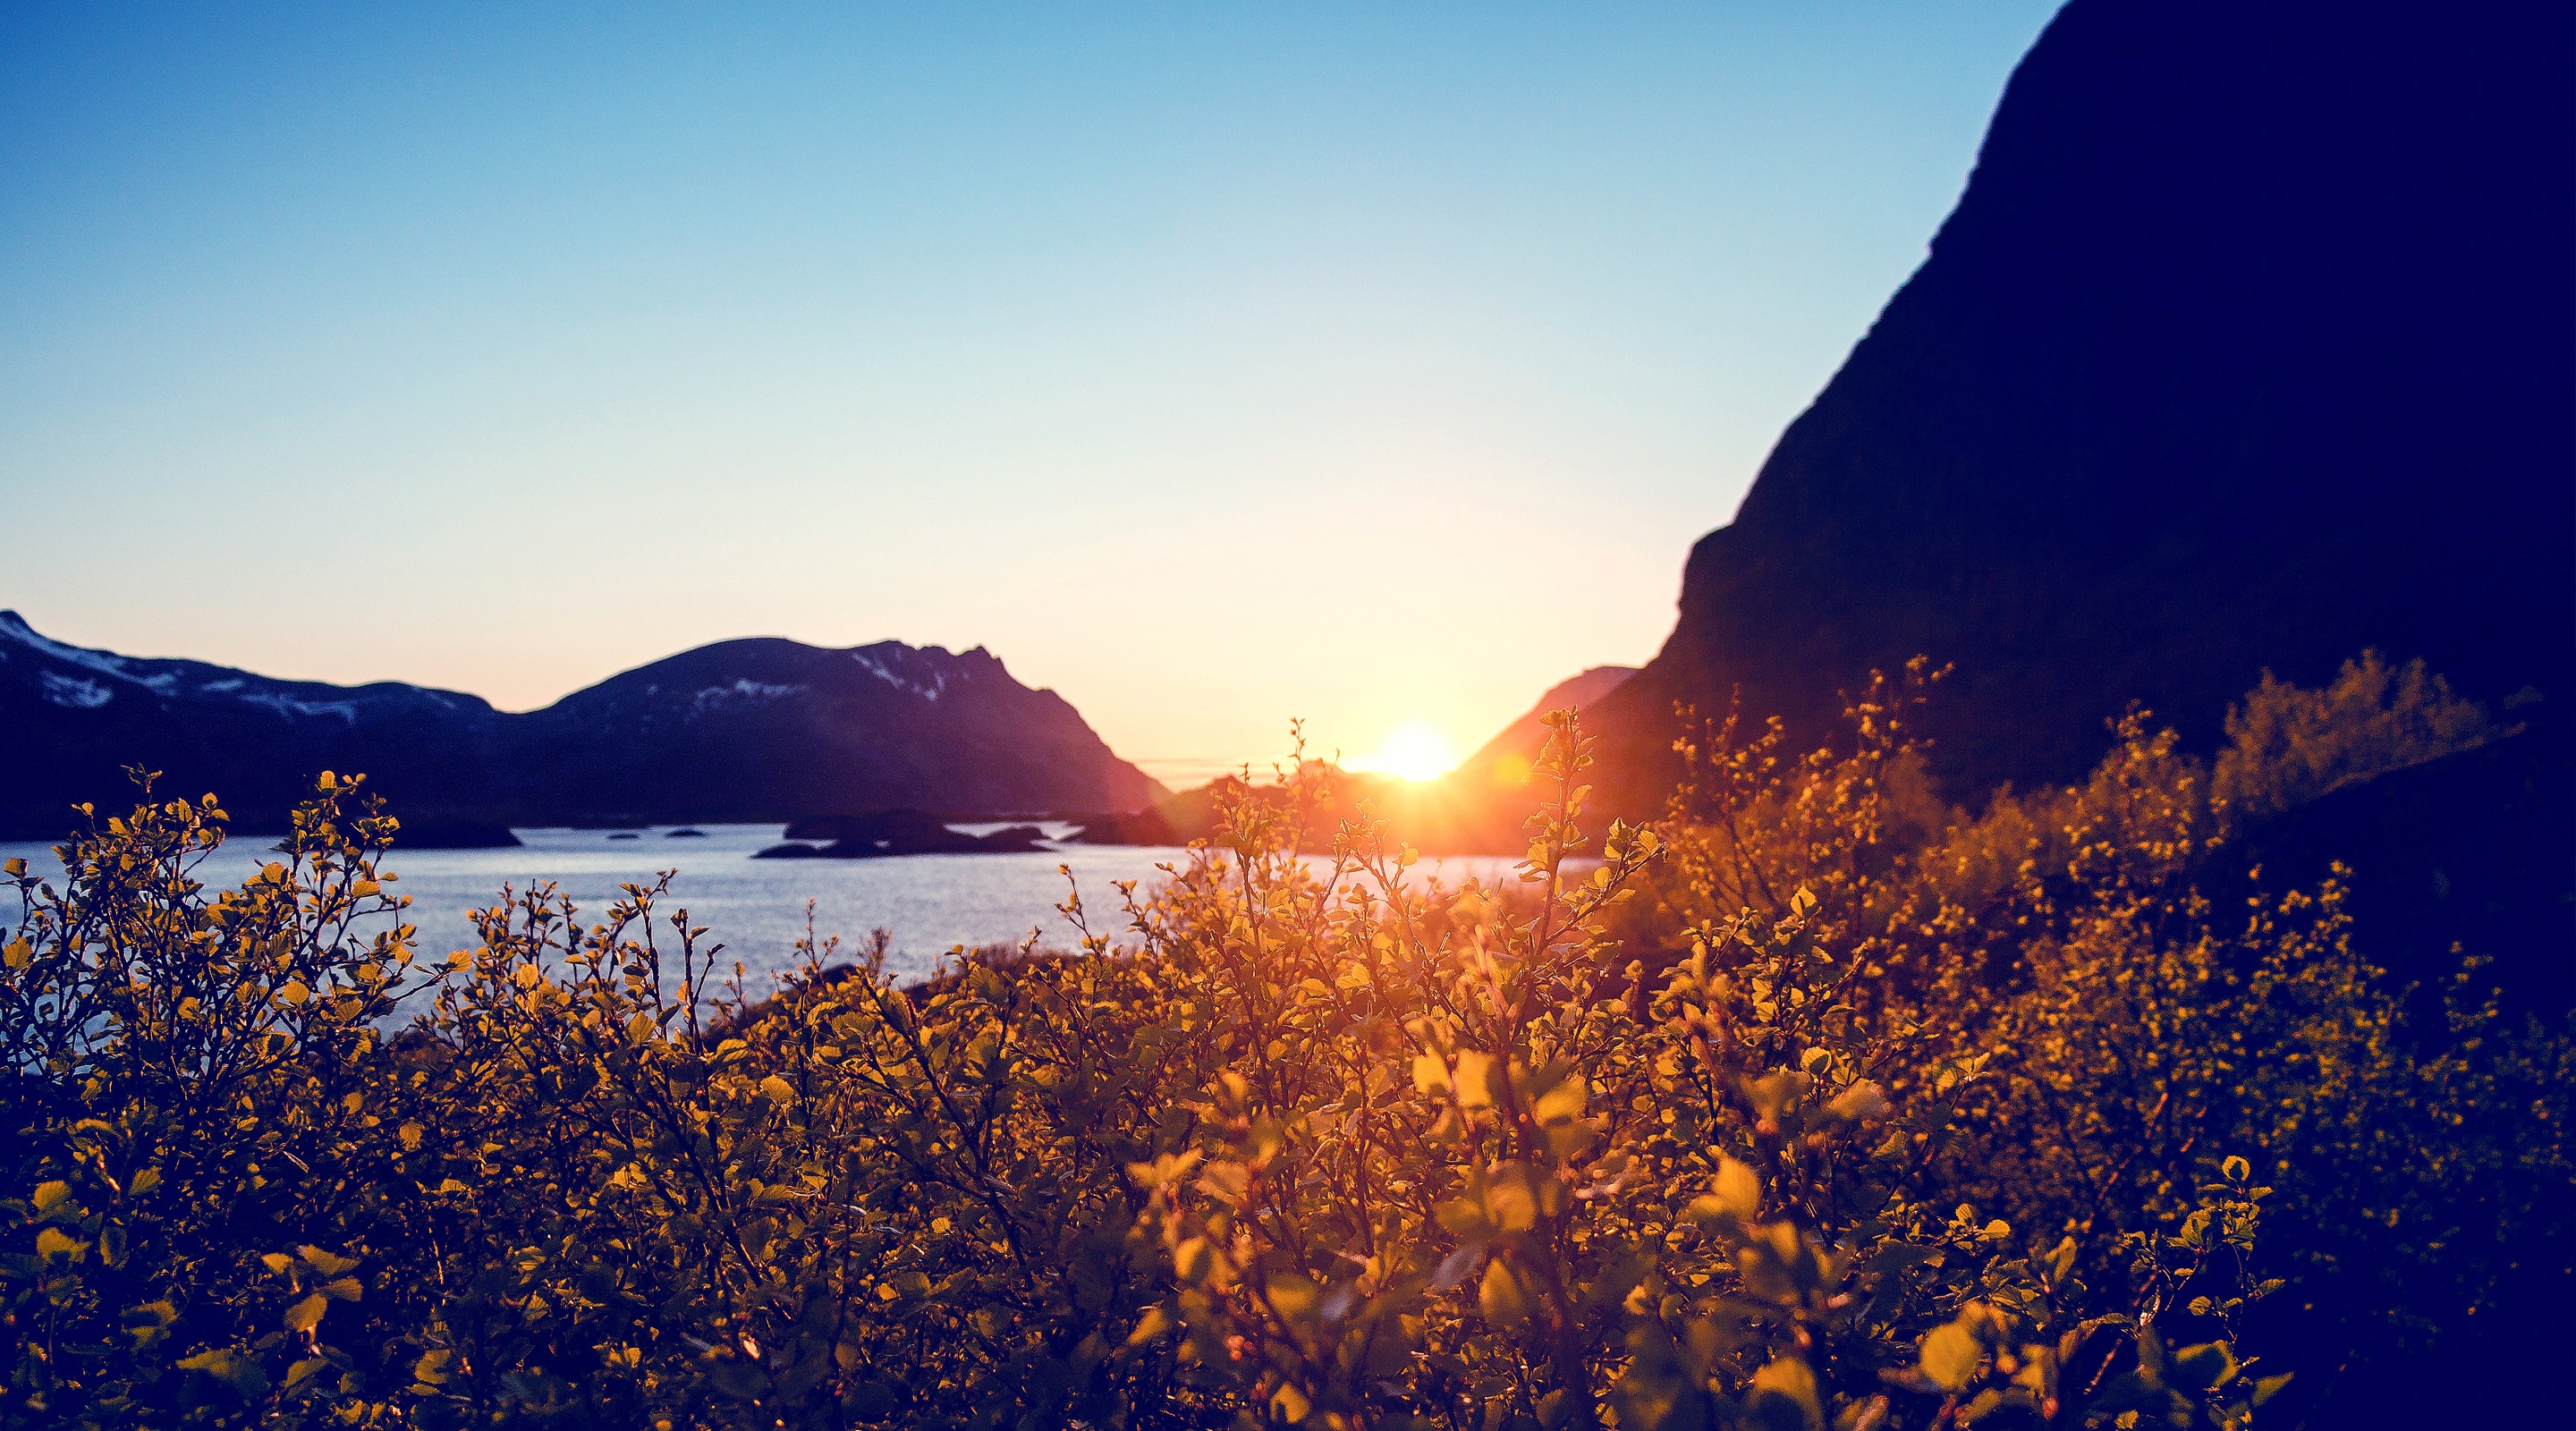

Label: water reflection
[0,823,1537,995]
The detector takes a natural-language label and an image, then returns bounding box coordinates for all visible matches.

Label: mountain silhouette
[1540,0,2572,818]
[0,613,1164,837]
[1446,665,1637,808]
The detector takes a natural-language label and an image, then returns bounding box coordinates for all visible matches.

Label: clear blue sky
[1,2,2061,782]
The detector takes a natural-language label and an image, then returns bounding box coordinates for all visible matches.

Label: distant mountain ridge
[0,613,1165,837]
[1450,665,1635,793]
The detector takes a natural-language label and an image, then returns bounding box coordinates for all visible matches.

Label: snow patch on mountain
[40,672,114,709]
[853,650,953,702]
[239,692,360,723]
[692,680,807,713]
[5,614,140,684]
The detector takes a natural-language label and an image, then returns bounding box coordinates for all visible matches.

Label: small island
[755,809,1053,859]
[392,816,522,850]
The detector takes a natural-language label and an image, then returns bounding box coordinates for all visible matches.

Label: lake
[0,822,1529,994]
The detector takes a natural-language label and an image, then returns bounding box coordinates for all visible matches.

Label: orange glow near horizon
[1343,723,1462,783]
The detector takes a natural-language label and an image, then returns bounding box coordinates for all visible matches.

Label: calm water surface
[0,824,1527,992]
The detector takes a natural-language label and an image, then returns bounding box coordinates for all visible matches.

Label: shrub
[1626,661,2572,1420]
[2208,652,2500,826]
[4,657,2559,1427]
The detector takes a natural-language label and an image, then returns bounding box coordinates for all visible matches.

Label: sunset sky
[3,2,2058,784]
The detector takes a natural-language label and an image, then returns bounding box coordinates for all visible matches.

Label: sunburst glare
[1344,723,1460,782]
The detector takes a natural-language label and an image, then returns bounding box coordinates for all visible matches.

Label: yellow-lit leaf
[1412,1052,1450,1095]
[284,1292,328,1333]
[1125,1305,1173,1345]
[1266,1273,1319,1324]
[1485,1172,1538,1232]
[1531,1071,1587,1126]
[1713,1156,1762,1222]
[301,1245,360,1276]
[1750,1355,1823,1429]
[1455,1051,1497,1110]
[1479,1257,1533,1332]
[1827,1081,1891,1121]
[1920,1321,1982,1392]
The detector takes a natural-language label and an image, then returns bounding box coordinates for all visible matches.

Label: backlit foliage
[1628,659,2570,1409]
[3,661,2559,1427]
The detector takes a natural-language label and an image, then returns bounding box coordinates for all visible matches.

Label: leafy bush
[2208,652,2501,826]
[3,658,2561,1427]
[1627,661,2571,1420]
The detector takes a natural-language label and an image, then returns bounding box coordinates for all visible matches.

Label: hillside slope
[1565,0,2573,817]
[1456,666,1635,781]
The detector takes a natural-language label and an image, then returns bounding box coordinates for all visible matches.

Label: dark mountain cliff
[503,637,1165,824]
[1565,0,2573,817]
[0,614,1164,836]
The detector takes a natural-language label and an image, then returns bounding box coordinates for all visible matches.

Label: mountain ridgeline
[0,613,1165,838]
[1538,0,2573,819]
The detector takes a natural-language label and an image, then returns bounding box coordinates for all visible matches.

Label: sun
[1345,723,1461,782]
